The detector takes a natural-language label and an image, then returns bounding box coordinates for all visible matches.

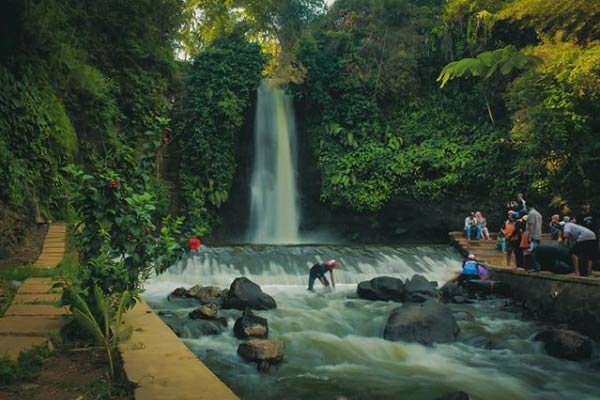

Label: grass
[0,344,52,385]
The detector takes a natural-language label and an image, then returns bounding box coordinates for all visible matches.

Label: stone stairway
[449,231,552,268]
[0,278,67,358]
[33,222,67,268]
[1,223,69,358]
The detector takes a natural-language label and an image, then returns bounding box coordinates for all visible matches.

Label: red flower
[187,237,202,251]
[109,179,119,189]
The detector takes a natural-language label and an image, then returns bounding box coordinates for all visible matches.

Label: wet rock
[189,303,219,320]
[452,296,467,304]
[434,391,470,400]
[440,282,464,302]
[234,308,269,339]
[357,276,405,302]
[257,360,271,373]
[534,329,593,361]
[238,339,284,363]
[222,277,277,310]
[405,274,437,301]
[383,300,459,346]
[406,293,433,303]
[187,319,227,336]
[185,285,225,305]
[170,287,187,297]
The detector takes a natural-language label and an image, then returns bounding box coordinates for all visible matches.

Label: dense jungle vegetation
[1,0,599,246]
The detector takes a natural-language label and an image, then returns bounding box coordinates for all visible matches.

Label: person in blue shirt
[308,259,337,291]
[456,254,489,285]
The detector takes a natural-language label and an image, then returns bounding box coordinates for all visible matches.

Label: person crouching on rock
[455,254,489,285]
[308,259,337,291]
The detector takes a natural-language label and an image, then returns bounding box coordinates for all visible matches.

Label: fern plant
[65,285,133,380]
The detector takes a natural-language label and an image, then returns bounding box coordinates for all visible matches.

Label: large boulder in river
[237,339,284,363]
[383,300,459,345]
[234,308,269,339]
[534,329,593,361]
[405,274,438,302]
[185,285,225,305]
[357,276,405,302]
[222,277,277,310]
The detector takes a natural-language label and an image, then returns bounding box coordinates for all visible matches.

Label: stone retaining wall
[490,268,600,340]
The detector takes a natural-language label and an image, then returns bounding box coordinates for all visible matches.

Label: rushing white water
[247,79,300,244]
[144,246,600,400]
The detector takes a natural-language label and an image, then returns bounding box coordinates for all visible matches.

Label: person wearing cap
[308,259,337,291]
[452,254,489,285]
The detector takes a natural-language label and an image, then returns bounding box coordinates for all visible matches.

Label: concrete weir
[490,268,600,340]
[120,301,238,400]
[449,231,600,341]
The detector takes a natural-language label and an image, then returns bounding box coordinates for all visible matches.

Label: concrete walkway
[120,301,238,400]
[0,278,67,358]
[33,222,67,268]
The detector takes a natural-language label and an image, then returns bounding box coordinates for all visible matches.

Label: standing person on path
[561,222,597,277]
[527,203,543,271]
[308,259,337,291]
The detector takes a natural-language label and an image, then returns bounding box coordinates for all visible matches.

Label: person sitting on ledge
[308,259,337,291]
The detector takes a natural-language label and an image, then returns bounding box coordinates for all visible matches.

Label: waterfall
[247,79,300,244]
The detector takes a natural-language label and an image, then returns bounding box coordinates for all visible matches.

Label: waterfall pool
[143,245,600,400]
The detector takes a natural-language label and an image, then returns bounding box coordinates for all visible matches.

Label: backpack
[520,231,529,249]
[503,221,516,239]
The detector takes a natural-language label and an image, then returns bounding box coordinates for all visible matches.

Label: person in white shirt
[561,222,597,276]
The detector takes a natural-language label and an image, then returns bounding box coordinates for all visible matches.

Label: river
[143,245,600,400]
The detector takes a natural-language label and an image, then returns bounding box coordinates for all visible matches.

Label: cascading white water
[144,245,600,400]
[247,79,300,244]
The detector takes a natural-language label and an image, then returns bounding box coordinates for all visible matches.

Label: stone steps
[0,278,67,358]
[33,222,67,268]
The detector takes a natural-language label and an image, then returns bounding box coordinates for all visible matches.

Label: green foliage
[0,66,76,212]
[64,285,132,380]
[296,0,503,211]
[176,32,265,233]
[498,0,600,44]
[437,45,541,88]
[0,344,51,385]
[0,0,184,226]
[506,42,600,201]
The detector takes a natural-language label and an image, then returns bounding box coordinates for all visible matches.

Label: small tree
[64,126,186,296]
[64,285,133,381]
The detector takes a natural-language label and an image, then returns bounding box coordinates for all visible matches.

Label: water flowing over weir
[144,246,600,400]
[247,79,300,244]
